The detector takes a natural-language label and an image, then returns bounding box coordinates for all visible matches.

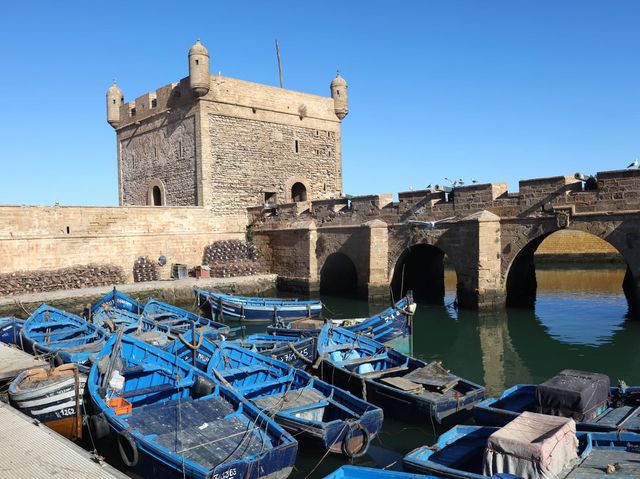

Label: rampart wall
[0,206,245,282]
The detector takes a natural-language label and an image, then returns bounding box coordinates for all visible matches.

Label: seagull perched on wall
[627,158,639,169]
[407,216,456,229]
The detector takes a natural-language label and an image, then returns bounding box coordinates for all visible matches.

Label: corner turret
[106,81,123,128]
[330,72,348,120]
[189,39,210,97]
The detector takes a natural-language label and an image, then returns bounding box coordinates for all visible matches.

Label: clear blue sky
[0,1,638,205]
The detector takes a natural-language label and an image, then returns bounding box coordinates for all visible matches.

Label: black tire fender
[89,413,109,440]
[117,430,139,467]
[342,421,371,458]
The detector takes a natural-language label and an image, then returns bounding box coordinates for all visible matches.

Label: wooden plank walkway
[0,342,48,382]
[0,402,127,478]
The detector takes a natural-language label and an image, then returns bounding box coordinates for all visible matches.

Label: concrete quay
[0,274,277,317]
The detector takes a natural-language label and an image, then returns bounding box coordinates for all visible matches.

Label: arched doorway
[320,253,358,296]
[391,244,457,304]
[291,182,307,202]
[506,229,629,309]
[152,186,162,206]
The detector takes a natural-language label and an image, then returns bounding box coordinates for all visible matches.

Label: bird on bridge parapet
[407,217,456,229]
[627,158,639,169]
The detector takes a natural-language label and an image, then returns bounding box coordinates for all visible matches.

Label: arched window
[147,179,166,206]
[291,182,307,202]
[152,186,162,206]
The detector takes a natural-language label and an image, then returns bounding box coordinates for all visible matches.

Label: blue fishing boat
[267,293,416,344]
[403,412,640,478]
[167,332,383,457]
[234,333,317,368]
[142,298,231,339]
[0,316,24,345]
[315,325,485,424]
[195,288,323,322]
[473,370,640,433]
[323,466,518,479]
[87,333,298,479]
[90,288,142,316]
[21,304,108,364]
[323,466,441,479]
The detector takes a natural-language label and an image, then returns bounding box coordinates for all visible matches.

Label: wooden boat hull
[21,304,107,365]
[267,294,416,344]
[195,288,323,322]
[316,326,484,425]
[142,299,230,339]
[235,334,317,369]
[89,334,298,479]
[90,288,142,316]
[317,359,483,424]
[0,317,24,345]
[324,465,449,479]
[403,425,640,479]
[473,383,640,432]
[8,364,86,441]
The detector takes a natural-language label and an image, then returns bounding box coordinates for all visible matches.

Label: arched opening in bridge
[320,253,358,296]
[291,182,307,202]
[391,244,457,304]
[506,229,632,311]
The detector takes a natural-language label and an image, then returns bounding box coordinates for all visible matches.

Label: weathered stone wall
[0,206,245,283]
[208,114,339,215]
[119,103,200,206]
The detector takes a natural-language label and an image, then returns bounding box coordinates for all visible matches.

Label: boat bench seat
[342,355,386,366]
[221,365,270,377]
[364,365,410,380]
[122,379,194,399]
[321,343,360,354]
[120,363,175,377]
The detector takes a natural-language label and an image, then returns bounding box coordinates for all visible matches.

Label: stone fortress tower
[107,40,348,225]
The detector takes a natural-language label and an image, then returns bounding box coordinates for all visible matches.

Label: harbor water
[284,263,634,477]
[128,263,632,478]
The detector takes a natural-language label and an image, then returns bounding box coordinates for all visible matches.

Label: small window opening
[66,226,70,234]
[323,183,327,192]
[112,99,116,105]
[152,186,162,206]
[151,99,157,108]
[291,182,307,202]
[120,97,124,104]
[195,59,199,65]
[130,108,136,117]
[328,151,331,157]
[295,140,299,153]
[264,192,277,207]
[252,107,257,114]
[337,90,341,96]
[315,130,319,136]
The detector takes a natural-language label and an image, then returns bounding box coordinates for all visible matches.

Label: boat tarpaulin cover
[482,411,578,479]
[535,369,610,421]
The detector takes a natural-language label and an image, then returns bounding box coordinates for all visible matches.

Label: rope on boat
[178,330,204,350]
[14,299,32,317]
[286,342,313,365]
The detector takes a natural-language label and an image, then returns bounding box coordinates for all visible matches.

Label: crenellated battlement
[249,168,640,229]
[116,79,194,129]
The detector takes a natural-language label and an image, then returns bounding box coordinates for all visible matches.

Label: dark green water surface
[137,265,635,478]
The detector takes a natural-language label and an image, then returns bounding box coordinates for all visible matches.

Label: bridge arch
[390,243,459,304]
[320,252,358,296]
[504,223,639,315]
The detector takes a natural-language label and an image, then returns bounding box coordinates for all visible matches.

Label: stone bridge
[248,168,640,318]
